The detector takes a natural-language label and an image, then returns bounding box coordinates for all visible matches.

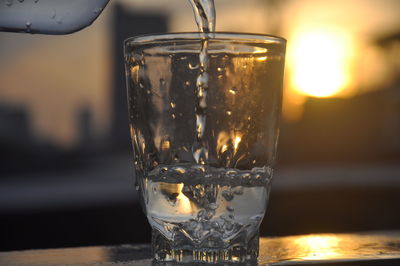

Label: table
[1,231,400,265]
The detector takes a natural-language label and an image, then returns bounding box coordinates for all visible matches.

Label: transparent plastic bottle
[0,0,110,34]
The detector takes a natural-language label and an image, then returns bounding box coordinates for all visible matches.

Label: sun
[289,28,353,98]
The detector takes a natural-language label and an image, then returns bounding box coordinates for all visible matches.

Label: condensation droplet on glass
[188,62,199,70]
[25,22,31,32]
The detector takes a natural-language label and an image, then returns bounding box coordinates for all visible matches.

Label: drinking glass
[124,32,286,263]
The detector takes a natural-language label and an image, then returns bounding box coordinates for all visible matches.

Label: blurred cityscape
[0,0,399,251]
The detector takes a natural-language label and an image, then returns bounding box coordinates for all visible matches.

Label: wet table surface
[1,231,400,265]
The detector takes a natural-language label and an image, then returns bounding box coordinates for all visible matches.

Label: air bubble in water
[222,190,234,201]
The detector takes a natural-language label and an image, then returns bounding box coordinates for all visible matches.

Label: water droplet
[191,165,205,173]
[56,17,63,24]
[226,170,237,176]
[242,173,251,179]
[51,9,56,19]
[189,62,199,70]
[217,67,223,72]
[161,167,168,173]
[139,82,144,89]
[146,89,151,95]
[172,166,186,174]
[229,87,238,95]
[170,102,176,108]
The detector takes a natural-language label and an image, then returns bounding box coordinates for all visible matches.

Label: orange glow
[177,184,192,214]
[233,135,242,152]
[289,29,353,98]
[294,235,340,260]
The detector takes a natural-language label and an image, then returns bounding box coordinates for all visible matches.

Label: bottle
[0,0,110,35]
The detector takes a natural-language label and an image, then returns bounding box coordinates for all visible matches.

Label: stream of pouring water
[188,0,216,164]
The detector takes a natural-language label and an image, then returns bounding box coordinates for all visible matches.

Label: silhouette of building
[110,4,167,152]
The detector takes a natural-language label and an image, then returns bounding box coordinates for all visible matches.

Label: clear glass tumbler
[124,32,286,263]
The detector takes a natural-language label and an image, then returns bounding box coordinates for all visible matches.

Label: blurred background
[1,0,400,251]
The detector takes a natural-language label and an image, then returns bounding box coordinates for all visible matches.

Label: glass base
[151,229,259,264]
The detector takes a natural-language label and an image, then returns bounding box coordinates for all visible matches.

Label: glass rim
[124,32,286,47]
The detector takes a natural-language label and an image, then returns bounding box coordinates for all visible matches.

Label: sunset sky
[0,0,399,146]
